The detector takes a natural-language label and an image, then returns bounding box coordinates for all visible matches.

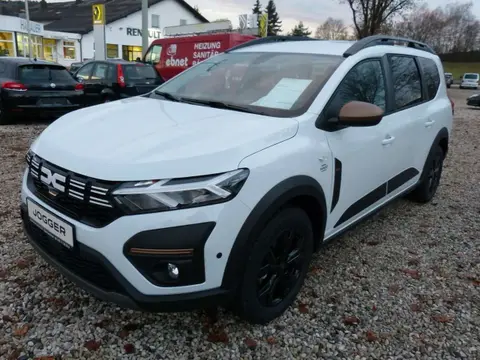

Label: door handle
[425,119,435,127]
[382,135,395,146]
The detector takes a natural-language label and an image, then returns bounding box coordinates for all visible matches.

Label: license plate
[37,98,69,106]
[27,199,75,249]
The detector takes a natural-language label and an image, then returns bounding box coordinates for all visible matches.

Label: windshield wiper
[153,90,183,102]
[180,98,264,115]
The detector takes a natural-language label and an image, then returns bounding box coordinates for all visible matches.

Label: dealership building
[0,0,208,66]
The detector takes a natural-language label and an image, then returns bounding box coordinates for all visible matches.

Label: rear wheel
[0,108,13,125]
[235,207,314,324]
[408,145,444,203]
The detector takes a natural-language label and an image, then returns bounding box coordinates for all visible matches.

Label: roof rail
[226,35,317,53]
[343,35,436,57]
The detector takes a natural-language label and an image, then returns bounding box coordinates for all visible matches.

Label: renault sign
[92,4,105,25]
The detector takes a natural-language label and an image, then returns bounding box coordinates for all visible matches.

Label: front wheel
[408,145,444,203]
[235,207,314,324]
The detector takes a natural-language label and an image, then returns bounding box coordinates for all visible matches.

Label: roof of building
[0,0,208,34]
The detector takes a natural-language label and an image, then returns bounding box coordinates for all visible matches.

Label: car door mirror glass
[337,101,384,127]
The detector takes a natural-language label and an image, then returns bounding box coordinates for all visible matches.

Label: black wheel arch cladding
[221,175,327,292]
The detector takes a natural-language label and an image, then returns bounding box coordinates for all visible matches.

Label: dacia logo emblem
[50,83,56,88]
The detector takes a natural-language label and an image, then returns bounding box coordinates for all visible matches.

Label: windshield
[123,64,158,80]
[19,64,73,83]
[464,73,479,80]
[151,52,343,117]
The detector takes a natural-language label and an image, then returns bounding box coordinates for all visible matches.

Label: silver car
[460,73,479,89]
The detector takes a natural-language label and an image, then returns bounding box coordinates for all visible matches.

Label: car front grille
[22,210,126,294]
[26,153,124,228]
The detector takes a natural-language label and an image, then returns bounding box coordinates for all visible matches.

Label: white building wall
[81,0,202,60]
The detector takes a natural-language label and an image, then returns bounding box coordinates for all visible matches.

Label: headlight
[112,168,249,213]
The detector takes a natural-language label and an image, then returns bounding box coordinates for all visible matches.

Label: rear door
[17,63,82,107]
[75,62,96,104]
[87,62,112,103]
[121,63,163,97]
[380,54,425,199]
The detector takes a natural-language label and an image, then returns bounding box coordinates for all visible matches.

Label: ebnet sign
[165,41,222,67]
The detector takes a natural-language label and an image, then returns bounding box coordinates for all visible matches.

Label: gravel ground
[0,89,479,360]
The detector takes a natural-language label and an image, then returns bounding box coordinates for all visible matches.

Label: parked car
[0,57,84,125]
[459,72,479,89]
[143,33,257,81]
[466,93,480,107]
[20,35,453,325]
[72,59,164,105]
[68,61,85,74]
[444,72,453,88]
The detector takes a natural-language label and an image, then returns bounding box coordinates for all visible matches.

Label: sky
[190,0,480,34]
[44,0,480,35]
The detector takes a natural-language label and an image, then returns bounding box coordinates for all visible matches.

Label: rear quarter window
[418,57,440,101]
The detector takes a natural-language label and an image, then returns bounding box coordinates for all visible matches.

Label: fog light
[167,263,179,279]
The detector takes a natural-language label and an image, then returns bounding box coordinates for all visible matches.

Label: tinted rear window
[464,74,479,79]
[19,65,74,82]
[123,64,158,80]
[418,57,440,100]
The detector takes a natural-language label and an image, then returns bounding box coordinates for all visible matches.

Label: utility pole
[141,0,148,58]
[24,0,33,58]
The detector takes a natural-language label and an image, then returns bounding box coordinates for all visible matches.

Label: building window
[42,38,57,62]
[0,32,15,57]
[16,34,42,58]
[152,14,160,28]
[63,40,76,60]
[180,19,187,25]
[122,45,142,61]
[107,44,118,58]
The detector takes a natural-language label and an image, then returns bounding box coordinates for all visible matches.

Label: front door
[320,58,392,236]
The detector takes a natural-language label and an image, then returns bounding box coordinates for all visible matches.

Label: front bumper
[20,170,252,311]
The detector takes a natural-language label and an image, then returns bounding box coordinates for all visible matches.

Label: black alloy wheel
[408,145,445,203]
[427,150,443,197]
[257,229,306,307]
[236,207,314,324]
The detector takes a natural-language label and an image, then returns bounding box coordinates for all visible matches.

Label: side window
[91,63,109,80]
[108,64,117,81]
[418,57,440,100]
[327,59,386,119]
[390,56,422,110]
[76,62,94,80]
[145,45,162,65]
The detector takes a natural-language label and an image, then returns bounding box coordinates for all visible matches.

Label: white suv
[21,35,453,324]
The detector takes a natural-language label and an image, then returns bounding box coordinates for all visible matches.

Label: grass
[442,62,480,80]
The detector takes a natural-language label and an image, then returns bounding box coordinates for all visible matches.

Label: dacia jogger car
[21,35,453,324]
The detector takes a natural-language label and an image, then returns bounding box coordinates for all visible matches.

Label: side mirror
[75,76,84,83]
[337,101,384,127]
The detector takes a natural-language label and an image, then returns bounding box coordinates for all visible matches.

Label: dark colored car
[0,57,85,125]
[466,93,480,107]
[72,59,164,105]
[445,73,453,88]
[68,61,86,74]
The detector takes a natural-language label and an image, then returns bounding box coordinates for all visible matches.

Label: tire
[447,84,450,88]
[408,145,445,203]
[0,108,13,125]
[234,207,314,324]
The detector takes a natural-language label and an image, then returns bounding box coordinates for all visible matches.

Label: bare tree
[315,17,350,39]
[393,1,480,53]
[341,0,417,39]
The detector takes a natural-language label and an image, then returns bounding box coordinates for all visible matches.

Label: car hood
[32,96,299,181]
